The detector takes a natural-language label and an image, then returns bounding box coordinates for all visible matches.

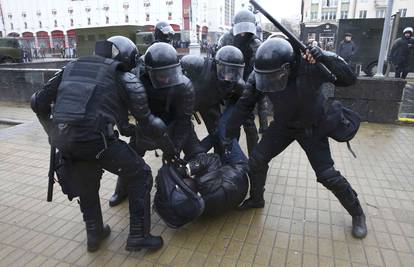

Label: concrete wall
[0,68,59,102]
[0,60,72,70]
[334,77,407,123]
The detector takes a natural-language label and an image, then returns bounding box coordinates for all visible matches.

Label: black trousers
[395,64,409,79]
[56,138,152,219]
[248,121,362,216]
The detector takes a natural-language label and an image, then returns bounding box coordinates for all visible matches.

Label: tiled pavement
[0,104,414,267]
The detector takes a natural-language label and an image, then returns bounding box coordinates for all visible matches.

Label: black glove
[308,45,324,62]
[119,123,136,137]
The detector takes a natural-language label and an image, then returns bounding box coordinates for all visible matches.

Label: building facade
[0,0,236,49]
[301,0,414,49]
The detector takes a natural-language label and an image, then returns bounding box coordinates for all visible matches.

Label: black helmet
[155,21,175,43]
[233,10,256,36]
[144,42,183,88]
[94,36,139,71]
[180,55,205,78]
[215,46,245,82]
[254,38,295,92]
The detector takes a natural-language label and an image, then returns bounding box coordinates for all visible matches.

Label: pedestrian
[225,38,367,239]
[31,36,175,252]
[337,33,357,64]
[389,27,414,79]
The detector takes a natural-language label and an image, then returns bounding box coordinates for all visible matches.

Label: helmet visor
[161,25,175,35]
[233,22,256,36]
[255,64,290,92]
[149,63,184,89]
[216,62,244,82]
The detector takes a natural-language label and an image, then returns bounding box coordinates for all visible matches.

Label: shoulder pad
[118,71,139,83]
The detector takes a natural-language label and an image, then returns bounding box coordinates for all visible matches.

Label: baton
[250,0,337,82]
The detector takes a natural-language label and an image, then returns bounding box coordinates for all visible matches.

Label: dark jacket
[140,73,195,151]
[390,35,414,66]
[32,55,154,143]
[226,54,357,139]
[337,40,356,63]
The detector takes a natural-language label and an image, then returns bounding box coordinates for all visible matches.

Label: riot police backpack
[154,162,205,228]
[321,100,361,157]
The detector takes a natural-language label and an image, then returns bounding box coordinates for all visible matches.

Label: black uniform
[31,53,167,251]
[226,38,367,238]
[218,31,263,155]
[390,29,414,79]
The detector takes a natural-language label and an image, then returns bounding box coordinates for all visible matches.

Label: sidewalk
[0,104,413,266]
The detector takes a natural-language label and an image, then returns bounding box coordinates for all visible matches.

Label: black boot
[125,174,163,251]
[85,219,111,252]
[126,217,163,251]
[238,160,268,210]
[352,213,367,239]
[82,197,111,252]
[109,176,128,207]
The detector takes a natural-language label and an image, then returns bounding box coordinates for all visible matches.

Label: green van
[0,37,23,63]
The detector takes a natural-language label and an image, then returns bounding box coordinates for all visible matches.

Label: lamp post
[374,0,394,78]
[189,0,200,55]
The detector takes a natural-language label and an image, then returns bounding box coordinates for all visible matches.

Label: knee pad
[317,167,350,193]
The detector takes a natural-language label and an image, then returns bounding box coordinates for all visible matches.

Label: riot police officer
[109,42,203,206]
[154,21,175,44]
[218,9,265,154]
[225,38,367,238]
[31,36,173,252]
[180,45,246,154]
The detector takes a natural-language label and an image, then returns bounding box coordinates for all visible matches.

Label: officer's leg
[257,96,269,134]
[109,134,147,207]
[239,123,294,210]
[199,105,221,152]
[299,135,367,238]
[77,162,110,252]
[182,126,205,160]
[242,112,259,157]
[395,66,401,78]
[98,140,163,251]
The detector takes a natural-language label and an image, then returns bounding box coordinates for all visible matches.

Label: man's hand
[303,46,324,64]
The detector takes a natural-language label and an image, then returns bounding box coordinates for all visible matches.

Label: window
[70,18,74,26]
[144,0,150,7]
[321,11,336,20]
[106,16,109,24]
[85,7,91,13]
[310,11,318,20]
[398,9,407,17]
[359,10,367,18]
[340,10,348,19]
[376,9,385,18]
[168,12,172,20]
[146,13,150,21]
[10,23,13,30]
[323,0,337,7]
[22,12,26,18]
[39,21,42,28]
[52,9,57,15]
[54,20,58,27]
[311,0,319,3]
[36,10,41,16]
[123,2,129,9]
[341,0,349,2]
[87,17,91,25]
[103,5,109,11]
[68,8,73,15]
[7,13,12,19]
[24,22,27,29]
[125,15,129,23]
[166,0,173,5]
[359,0,368,2]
